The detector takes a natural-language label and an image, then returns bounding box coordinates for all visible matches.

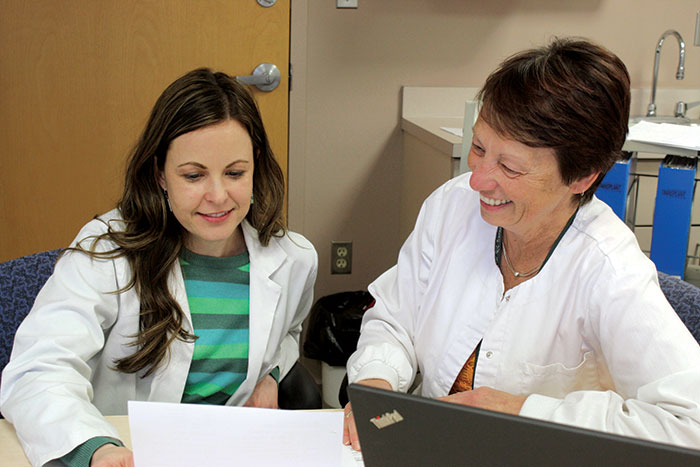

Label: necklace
[494,209,579,279]
[501,242,542,278]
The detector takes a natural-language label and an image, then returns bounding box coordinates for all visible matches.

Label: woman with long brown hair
[1,68,318,467]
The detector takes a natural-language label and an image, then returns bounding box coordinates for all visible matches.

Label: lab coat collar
[240,219,284,396]
[241,219,286,278]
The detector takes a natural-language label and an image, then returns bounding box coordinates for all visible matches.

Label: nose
[204,177,229,204]
[467,152,497,192]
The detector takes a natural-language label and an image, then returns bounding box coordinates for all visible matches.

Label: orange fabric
[450,347,478,394]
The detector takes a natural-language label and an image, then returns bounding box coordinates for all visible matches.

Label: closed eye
[183,173,203,181]
[470,143,485,156]
[227,170,245,178]
[500,163,523,177]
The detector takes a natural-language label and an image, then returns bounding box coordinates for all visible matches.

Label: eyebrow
[470,130,527,168]
[176,159,250,169]
[471,130,482,145]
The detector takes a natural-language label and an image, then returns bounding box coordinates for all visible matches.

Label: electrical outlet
[331,241,352,274]
[336,0,358,9]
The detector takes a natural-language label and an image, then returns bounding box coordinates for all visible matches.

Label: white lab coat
[0,209,318,466]
[347,172,700,448]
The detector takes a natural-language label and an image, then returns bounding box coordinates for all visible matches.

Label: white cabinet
[399,87,478,242]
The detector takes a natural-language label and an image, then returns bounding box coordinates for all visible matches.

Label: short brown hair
[476,38,630,204]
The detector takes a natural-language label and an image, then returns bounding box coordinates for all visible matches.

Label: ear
[154,157,167,190]
[569,170,600,195]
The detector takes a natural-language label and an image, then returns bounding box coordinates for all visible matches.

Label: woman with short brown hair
[344,38,700,451]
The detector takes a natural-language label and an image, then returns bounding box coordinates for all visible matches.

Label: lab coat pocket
[519,351,601,398]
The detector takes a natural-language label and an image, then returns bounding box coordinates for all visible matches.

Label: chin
[479,210,502,226]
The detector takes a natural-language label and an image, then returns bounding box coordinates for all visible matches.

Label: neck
[185,225,246,257]
[500,203,578,284]
[505,203,577,257]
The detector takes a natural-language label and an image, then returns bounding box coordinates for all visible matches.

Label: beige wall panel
[1,0,289,261]
[290,0,700,299]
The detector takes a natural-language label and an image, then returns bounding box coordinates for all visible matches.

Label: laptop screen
[348,384,700,467]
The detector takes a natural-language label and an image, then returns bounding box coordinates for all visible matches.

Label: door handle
[236,63,281,92]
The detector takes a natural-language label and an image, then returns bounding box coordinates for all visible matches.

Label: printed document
[128,401,363,466]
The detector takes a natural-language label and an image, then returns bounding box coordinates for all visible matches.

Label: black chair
[0,249,321,410]
[278,361,321,409]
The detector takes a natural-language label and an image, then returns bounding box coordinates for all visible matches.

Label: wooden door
[0,0,290,261]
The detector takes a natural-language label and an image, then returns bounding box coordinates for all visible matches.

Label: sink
[625,114,700,156]
[630,116,700,126]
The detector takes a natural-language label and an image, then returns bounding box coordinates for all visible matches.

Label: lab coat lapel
[147,223,285,404]
[149,262,195,402]
[242,221,283,387]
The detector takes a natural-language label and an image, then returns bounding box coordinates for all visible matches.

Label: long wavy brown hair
[74,68,285,376]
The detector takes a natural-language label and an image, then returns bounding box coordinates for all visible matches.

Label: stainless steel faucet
[646,30,686,117]
[674,100,700,118]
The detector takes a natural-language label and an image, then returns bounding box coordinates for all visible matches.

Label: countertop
[402,86,700,161]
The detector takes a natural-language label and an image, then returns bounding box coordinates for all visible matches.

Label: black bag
[303,291,374,366]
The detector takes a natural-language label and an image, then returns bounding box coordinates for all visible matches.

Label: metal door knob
[236,63,281,92]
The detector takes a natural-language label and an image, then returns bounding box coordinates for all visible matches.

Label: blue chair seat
[0,249,62,386]
[657,271,700,343]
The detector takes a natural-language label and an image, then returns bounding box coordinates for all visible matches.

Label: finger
[342,403,352,445]
[348,413,361,451]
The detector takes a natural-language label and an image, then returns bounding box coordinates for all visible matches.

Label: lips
[199,208,234,223]
[480,194,511,206]
[204,211,229,218]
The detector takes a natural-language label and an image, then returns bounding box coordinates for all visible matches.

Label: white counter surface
[401,116,463,159]
[402,86,700,161]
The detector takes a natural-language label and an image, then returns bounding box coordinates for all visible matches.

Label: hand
[244,374,279,408]
[437,386,526,415]
[342,378,392,451]
[90,444,134,467]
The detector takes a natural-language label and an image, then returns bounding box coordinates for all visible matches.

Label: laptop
[347,384,700,467]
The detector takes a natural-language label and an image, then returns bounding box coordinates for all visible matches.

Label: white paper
[627,121,700,151]
[128,401,361,467]
[343,444,365,466]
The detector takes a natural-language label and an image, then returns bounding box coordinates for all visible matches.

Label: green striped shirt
[180,249,250,405]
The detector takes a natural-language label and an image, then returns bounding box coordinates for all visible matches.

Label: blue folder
[650,155,697,278]
[596,153,634,222]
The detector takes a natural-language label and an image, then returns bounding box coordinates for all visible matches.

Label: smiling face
[467,117,594,242]
[158,119,254,257]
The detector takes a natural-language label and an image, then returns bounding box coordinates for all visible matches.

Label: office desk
[0,416,132,466]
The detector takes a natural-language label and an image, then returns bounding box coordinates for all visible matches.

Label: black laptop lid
[348,384,700,467]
